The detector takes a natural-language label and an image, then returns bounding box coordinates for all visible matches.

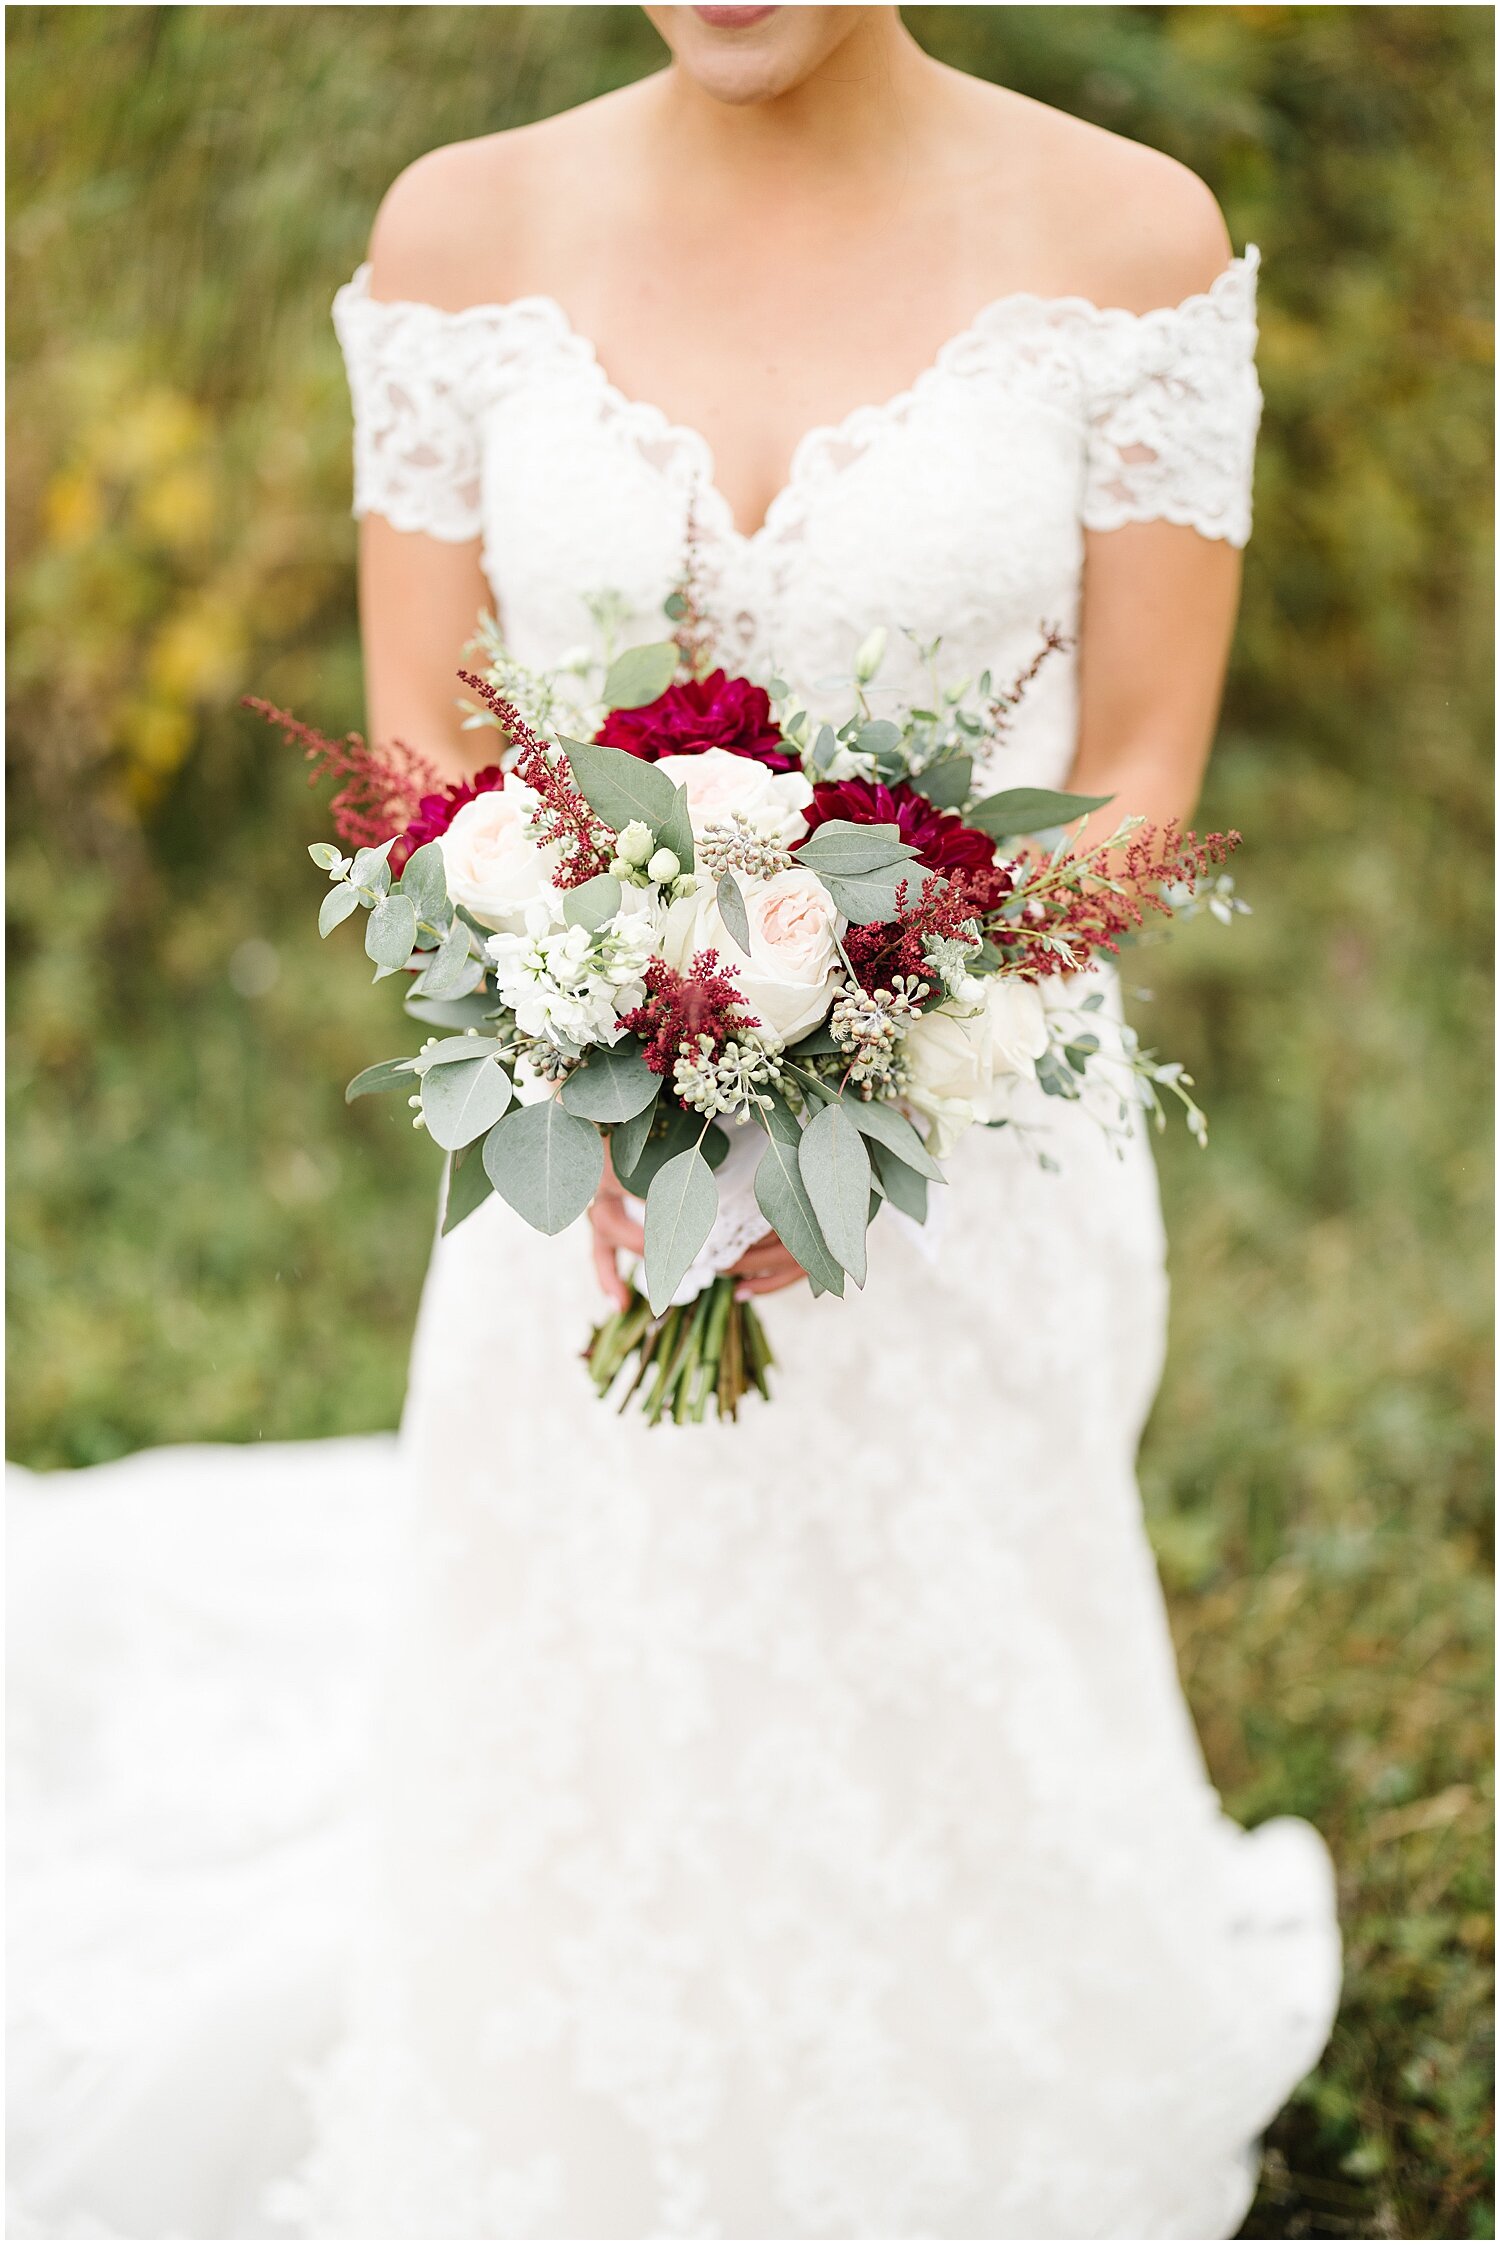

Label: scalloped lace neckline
[347,247,1259,549]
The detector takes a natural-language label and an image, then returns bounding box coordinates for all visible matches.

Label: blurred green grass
[6,7,1493,2237]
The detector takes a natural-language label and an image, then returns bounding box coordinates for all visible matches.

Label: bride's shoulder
[364,83,648,312]
[959,75,1236,315]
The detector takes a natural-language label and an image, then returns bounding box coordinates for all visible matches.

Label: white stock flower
[657,865,844,1048]
[487,903,654,1051]
[656,748,813,848]
[903,976,1049,1154]
[438,784,562,933]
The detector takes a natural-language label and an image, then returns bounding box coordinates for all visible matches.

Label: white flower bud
[616,821,655,868]
[647,848,681,884]
[853,626,887,684]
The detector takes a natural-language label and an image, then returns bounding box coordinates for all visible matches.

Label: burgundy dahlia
[802,777,997,877]
[594,670,796,773]
[395,766,505,871]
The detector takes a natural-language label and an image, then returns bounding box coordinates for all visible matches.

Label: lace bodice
[333,251,1261,791]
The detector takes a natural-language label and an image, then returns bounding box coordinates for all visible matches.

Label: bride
[9,7,1340,2239]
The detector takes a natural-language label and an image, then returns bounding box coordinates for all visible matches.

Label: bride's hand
[589,1152,643,1311]
[728,1232,808,1300]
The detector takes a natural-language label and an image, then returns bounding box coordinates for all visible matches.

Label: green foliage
[5,8,1491,2236]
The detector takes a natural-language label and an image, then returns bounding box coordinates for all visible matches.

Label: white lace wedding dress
[9,245,1340,2242]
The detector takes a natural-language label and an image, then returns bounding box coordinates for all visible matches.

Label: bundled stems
[585,1277,773,1425]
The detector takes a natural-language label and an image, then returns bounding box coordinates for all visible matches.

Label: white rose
[658,865,844,1047]
[438,784,562,932]
[656,748,813,847]
[903,977,1049,1154]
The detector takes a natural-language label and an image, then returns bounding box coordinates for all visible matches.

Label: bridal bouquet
[251,613,1240,1424]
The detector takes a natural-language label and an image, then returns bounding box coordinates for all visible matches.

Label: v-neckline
[347,249,1258,549]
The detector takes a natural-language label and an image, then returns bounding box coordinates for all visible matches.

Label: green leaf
[783,1023,840,1058]
[420,1052,513,1150]
[308,841,347,871]
[482,1097,603,1234]
[349,840,395,892]
[413,914,478,999]
[794,820,918,875]
[797,1101,871,1285]
[319,884,361,937]
[562,872,623,932]
[812,723,839,772]
[612,1100,698,1195]
[716,870,751,955]
[643,1147,719,1314]
[403,992,493,1030]
[869,1140,929,1224]
[397,840,449,922]
[442,1139,495,1234]
[416,1034,505,1072]
[753,1132,844,1296]
[560,1042,659,1123]
[815,865,913,925]
[345,1056,417,1103]
[655,782,696,876]
[910,756,972,810]
[601,640,678,712]
[966,787,1113,839]
[609,1090,661,1179]
[560,733,678,836]
[854,719,902,758]
[838,1093,944,1180]
[365,892,417,971]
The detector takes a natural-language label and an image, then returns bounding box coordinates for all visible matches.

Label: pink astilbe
[621,951,761,1076]
[998,823,1242,978]
[244,697,440,860]
[455,670,613,888]
[843,872,989,1000]
[983,625,1072,753]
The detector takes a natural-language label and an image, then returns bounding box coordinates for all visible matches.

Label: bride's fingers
[591,1197,644,1254]
[590,1226,631,1310]
[734,1264,807,1298]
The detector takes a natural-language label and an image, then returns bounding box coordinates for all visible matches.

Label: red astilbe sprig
[995,822,1242,979]
[843,872,987,999]
[455,669,613,889]
[667,486,718,679]
[983,624,1073,754]
[244,697,441,856]
[621,951,761,1076]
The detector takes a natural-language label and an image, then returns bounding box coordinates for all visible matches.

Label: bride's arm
[1068,520,1242,838]
[359,514,490,784]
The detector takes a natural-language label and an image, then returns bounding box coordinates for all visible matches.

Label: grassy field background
[7,7,1493,2235]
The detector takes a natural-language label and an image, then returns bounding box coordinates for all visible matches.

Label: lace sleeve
[1080,247,1262,548]
[331,264,504,542]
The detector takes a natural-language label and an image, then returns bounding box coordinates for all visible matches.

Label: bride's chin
[643,3,872,107]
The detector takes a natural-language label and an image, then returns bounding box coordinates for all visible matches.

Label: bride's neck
[643,17,947,205]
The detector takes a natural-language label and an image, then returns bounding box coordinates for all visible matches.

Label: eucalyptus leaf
[797,1101,871,1285]
[397,840,449,923]
[416,1034,506,1073]
[403,992,494,1030]
[420,1052,514,1150]
[854,719,902,758]
[794,820,918,876]
[609,1090,661,1178]
[716,871,752,955]
[655,783,696,876]
[563,872,623,932]
[643,1147,719,1315]
[442,1139,495,1234]
[413,914,478,999]
[812,724,839,772]
[869,1140,929,1225]
[482,1097,604,1234]
[753,1133,844,1296]
[602,640,678,712]
[838,1093,945,1180]
[345,1056,417,1103]
[365,892,417,971]
[783,1023,841,1058]
[815,865,913,925]
[560,734,678,836]
[319,884,361,938]
[349,840,395,892]
[910,756,972,811]
[966,786,1113,839]
[560,1042,659,1123]
[308,841,345,871]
